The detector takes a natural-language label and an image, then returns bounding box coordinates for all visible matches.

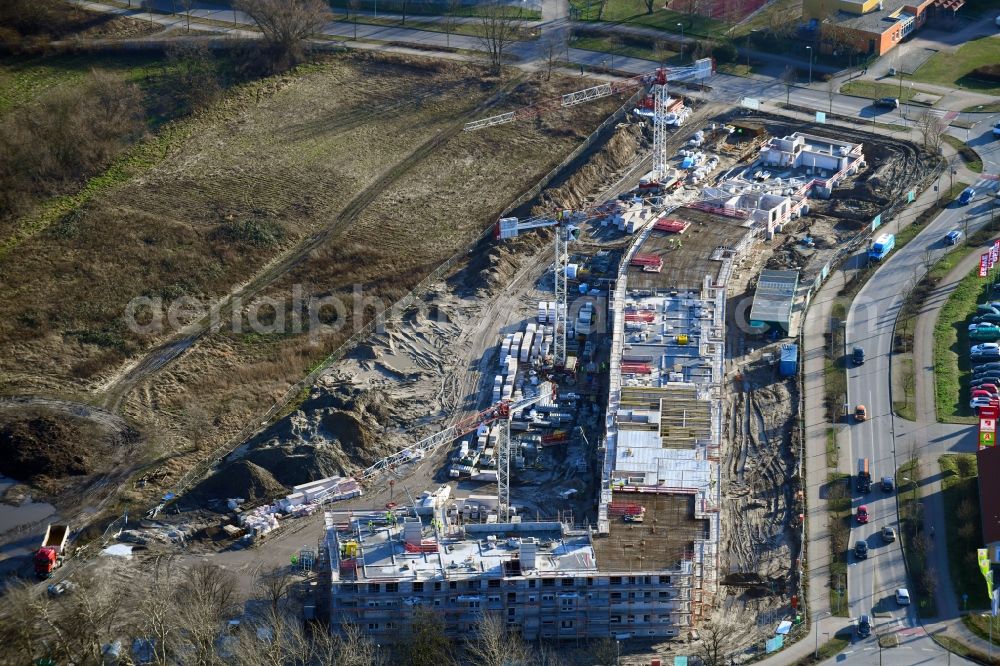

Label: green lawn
[827,473,851,617]
[347,14,539,39]
[912,35,1000,96]
[570,0,727,39]
[897,459,938,618]
[329,0,541,19]
[941,134,984,173]
[570,34,678,63]
[934,262,990,424]
[839,80,937,105]
[0,53,165,117]
[963,615,1000,652]
[940,454,988,609]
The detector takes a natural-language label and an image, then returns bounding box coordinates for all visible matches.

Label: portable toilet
[779,343,798,377]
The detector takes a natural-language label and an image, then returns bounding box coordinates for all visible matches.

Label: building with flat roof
[802,0,945,57]
[749,269,800,335]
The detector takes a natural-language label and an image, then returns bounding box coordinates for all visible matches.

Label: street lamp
[806,46,813,85]
[677,22,685,61]
[814,611,831,658]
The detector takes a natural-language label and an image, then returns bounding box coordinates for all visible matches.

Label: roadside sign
[982,416,997,433]
[741,97,760,110]
[980,549,994,598]
[871,214,882,230]
[992,244,999,269]
[981,431,995,447]
[981,253,990,278]
[816,111,826,123]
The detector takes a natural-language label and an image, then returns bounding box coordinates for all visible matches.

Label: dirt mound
[0,415,95,482]
[244,443,346,487]
[540,121,645,210]
[190,460,286,503]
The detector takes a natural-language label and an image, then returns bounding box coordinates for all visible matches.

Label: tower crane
[356,382,556,522]
[464,58,715,182]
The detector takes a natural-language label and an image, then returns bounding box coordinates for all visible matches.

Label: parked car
[959,187,976,205]
[972,390,995,400]
[857,505,870,524]
[855,404,868,422]
[858,614,872,637]
[946,229,963,245]
[971,397,995,410]
[972,343,1000,354]
[973,314,1000,325]
[896,588,911,605]
[882,526,896,542]
[881,476,894,492]
[855,540,869,559]
[974,362,1000,371]
[874,97,899,109]
[853,346,865,365]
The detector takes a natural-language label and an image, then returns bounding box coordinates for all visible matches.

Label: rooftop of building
[749,269,800,328]
[979,446,1000,545]
[768,132,864,156]
[626,209,750,292]
[825,0,916,33]
[329,516,598,583]
[592,493,709,572]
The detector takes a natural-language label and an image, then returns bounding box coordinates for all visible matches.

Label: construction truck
[34,524,69,579]
[856,458,872,494]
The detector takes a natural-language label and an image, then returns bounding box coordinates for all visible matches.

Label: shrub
[971,64,1000,82]
[712,41,738,63]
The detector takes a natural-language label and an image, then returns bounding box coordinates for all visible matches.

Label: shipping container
[779,343,798,377]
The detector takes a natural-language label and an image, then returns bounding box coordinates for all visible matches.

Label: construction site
[0,36,943,664]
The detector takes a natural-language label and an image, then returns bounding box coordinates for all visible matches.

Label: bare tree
[782,64,796,106]
[607,34,624,72]
[330,622,385,666]
[252,564,295,615]
[697,620,734,666]
[543,32,566,80]
[465,613,535,666]
[394,608,455,666]
[643,0,657,13]
[596,0,611,20]
[444,0,463,48]
[477,1,522,73]
[235,0,333,65]
[654,38,671,64]
[400,0,410,25]
[591,637,620,665]
[826,76,836,113]
[916,110,945,154]
[141,0,155,25]
[181,0,194,31]
[349,0,360,40]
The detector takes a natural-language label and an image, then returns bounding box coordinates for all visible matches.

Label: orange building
[802,0,955,56]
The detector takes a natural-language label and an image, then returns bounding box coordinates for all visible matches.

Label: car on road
[857,505,870,524]
[946,229,963,245]
[882,526,896,542]
[959,187,976,205]
[881,476,894,492]
[855,404,867,421]
[855,540,869,559]
[874,97,899,109]
[858,614,872,637]
[896,588,911,605]
[994,120,1000,137]
[853,346,865,365]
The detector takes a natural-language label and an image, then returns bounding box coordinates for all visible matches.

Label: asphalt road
[836,177,1000,664]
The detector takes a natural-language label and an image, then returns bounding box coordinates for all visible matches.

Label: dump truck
[34,524,69,579]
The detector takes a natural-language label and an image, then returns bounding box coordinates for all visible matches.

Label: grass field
[329,0,541,19]
[569,33,678,63]
[912,35,1000,96]
[897,458,938,618]
[827,472,851,616]
[348,14,540,39]
[940,454,988,609]
[569,0,727,39]
[838,80,937,105]
[934,261,990,423]
[963,615,1000,653]
[941,134,984,173]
